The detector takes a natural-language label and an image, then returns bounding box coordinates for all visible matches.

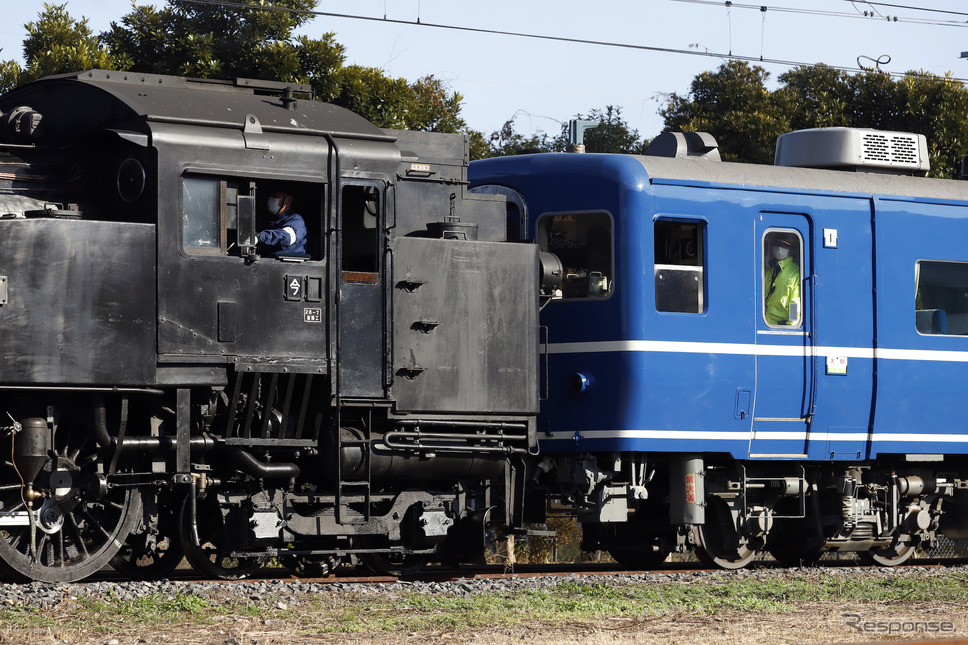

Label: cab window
[655,219,705,313]
[341,184,380,278]
[181,174,322,259]
[182,177,224,253]
[916,260,968,335]
[537,212,612,299]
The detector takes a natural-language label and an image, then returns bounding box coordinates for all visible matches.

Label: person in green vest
[765,234,801,326]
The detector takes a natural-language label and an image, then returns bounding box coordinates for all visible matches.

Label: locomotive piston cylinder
[338,427,506,481]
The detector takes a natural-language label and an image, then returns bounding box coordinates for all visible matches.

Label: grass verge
[1,568,967,643]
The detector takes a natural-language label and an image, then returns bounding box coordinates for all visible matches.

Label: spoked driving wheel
[0,417,141,583]
[111,490,185,580]
[178,492,265,580]
[695,496,759,570]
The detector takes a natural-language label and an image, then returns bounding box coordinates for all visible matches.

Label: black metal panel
[391,237,539,414]
[385,130,506,243]
[151,124,329,363]
[0,219,156,384]
[157,253,328,360]
[338,280,385,398]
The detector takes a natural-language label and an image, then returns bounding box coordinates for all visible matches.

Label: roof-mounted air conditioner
[775,127,929,175]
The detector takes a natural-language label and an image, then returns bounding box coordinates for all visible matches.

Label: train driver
[257,191,308,255]
[765,233,801,326]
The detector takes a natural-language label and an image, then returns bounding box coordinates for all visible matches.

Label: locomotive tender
[471,127,968,568]
[0,70,544,582]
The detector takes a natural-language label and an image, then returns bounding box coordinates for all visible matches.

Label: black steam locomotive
[0,70,546,582]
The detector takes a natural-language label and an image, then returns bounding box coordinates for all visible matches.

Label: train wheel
[178,494,264,580]
[766,497,824,567]
[608,546,671,570]
[857,540,917,567]
[111,492,185,580]
[281,554,341,578]
[0,421,141,583]
[360,551,430,577]
[357,535,430,577]
[695,496,758,570]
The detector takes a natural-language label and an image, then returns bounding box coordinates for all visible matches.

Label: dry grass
[0,570,967,645]
[3,604,967,645]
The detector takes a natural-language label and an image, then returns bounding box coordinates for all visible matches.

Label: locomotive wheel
[357,535,431,577]
[608,545,671,570]
[695,496,758,570]
[0,422,141,583]
[178,494,264,580]
[360,551,430,577]
[281,554,341,578]
[857,539,917,567]
[110,491,185,580]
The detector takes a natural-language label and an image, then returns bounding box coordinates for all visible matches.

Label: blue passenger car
[471,128,968,568]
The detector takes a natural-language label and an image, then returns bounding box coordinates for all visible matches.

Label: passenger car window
[916,260,968,335]
[654,220,705,313]
[538,212,613,299]
[762,229,803,327]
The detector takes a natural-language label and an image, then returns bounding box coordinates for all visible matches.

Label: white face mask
[267,197,282,215]
[774,246,790,261]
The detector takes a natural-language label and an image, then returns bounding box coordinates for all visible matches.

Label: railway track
[80,556,968,586]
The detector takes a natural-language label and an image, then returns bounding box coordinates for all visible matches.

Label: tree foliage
[0,3,126,92]
[475,106,648,159]
[1,1,468,134]
[574,106,646,154]
[663,61,968,178]
[661,61,788,164]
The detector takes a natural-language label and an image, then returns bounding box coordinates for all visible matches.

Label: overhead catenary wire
[177,0,968,85]
[844,1,968,19]
[673,0,968,27]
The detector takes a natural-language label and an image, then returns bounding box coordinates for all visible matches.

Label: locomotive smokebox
[12,417,49,483]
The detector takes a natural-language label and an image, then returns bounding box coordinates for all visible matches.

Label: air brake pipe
[383,431,529,455]
[224,447,300,480]
[394,419,529,432]
[93,400,299,479]
[93,400,216,452]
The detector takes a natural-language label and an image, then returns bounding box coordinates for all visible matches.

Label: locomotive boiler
[471,126,968,569]
[0,70,544,582]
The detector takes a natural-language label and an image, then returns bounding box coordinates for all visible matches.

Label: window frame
[340,181,384,283]
[761,227,804,329]
[180,171,324,261]
[181,176,227,256]
[915,259,968,336]
[536,210,615,301]
[653,217,707,315]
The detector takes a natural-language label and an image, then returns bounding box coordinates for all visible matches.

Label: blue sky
[2,1,966,140]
